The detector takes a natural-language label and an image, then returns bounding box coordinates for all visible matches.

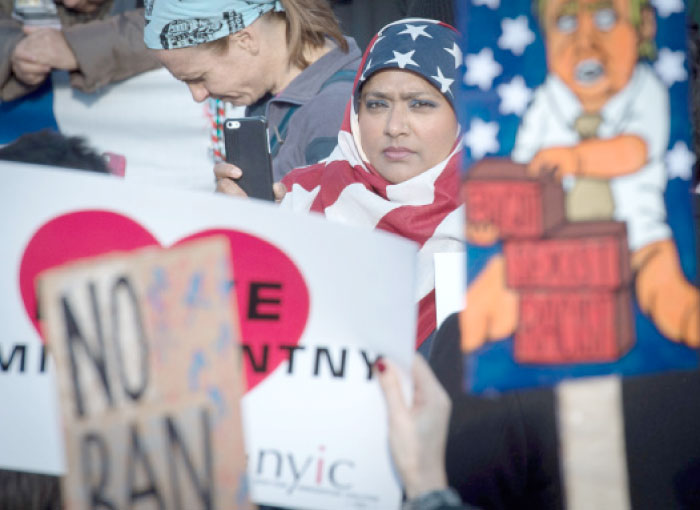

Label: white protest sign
[434,251,466,328]
[0,162,416,510]
[52,68,216,192]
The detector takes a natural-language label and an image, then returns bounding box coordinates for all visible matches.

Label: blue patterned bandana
[144,0,284,50]
[355,18,462,112]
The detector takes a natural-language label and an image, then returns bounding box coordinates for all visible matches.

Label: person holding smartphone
[198,18,464,350]
[144,0,362,188]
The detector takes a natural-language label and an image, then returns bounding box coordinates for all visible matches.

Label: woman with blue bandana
[144,0,361,182]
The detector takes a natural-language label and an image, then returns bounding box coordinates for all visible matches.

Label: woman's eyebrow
[363,90,391,100]
[399,91,436,100]
[363,90,436,100]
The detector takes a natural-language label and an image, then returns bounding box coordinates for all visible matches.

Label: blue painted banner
[0,80,58,144]
[457,0,698,393]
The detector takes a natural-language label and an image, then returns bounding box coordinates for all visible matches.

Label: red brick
[504,221,630,289]
[463,158,565,239]
[514,289,635,364]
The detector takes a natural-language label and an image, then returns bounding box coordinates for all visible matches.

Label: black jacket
[429,313,700,510]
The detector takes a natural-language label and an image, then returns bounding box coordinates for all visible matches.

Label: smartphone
[223,116,275,201]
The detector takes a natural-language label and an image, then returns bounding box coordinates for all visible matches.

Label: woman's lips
[383,147,415,161]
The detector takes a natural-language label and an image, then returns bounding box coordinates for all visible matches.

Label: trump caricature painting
[458,0,698,392]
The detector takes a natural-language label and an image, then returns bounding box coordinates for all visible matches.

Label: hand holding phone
[222,116,275,201]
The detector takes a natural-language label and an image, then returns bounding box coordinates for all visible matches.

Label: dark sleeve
[402,487,481,510]
[429,313,563,510]
[63,8,161,93]
[428,312,464,396]
[304,136,337,165]
[512,389,563,509]
[623,370,700,509]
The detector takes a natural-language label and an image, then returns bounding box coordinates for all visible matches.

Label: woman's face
[155,38,268,106]
[358,69,458,184]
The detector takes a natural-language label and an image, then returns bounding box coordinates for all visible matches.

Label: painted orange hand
[528,146,579,179]
[466,221,500,246]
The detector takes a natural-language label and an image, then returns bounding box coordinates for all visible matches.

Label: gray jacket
[252,37,361,181]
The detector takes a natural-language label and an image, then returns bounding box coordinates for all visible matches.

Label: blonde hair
[535,0,655,59]
[204,0,347,69]
[281,0,348,68]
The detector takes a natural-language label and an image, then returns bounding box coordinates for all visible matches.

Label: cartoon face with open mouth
[574,58,605,85]
[543,0,643,111]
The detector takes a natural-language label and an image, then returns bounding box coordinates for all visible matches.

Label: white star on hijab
[398,24,433,41]
[432,67,455,95]
[386,50,419,69]
[445,42,462,69]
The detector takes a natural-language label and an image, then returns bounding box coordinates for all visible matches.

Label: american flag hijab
[281,18,464,348]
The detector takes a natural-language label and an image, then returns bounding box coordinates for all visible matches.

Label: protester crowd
[1,0,159,101]
[1,0,700,509]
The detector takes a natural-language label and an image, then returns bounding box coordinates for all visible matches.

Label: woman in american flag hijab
[281,19,464,350]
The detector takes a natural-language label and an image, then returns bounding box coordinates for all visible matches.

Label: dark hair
[0,129,108,173]
[0,469,61,510]
[204,0,348,70]
[406,0,455,26]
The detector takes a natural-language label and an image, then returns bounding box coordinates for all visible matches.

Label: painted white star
[666,141,696,180]
[651,0,684,17]
[498,16,535,56]
[398,24,433,41]
[463,118,500,159]
[445,42,462,69]
[464,48,502,90]
[497,76,532,115]
[654,48,687,86]
[432,66,455,95]
[473,0,500,8]
[386,50,418,69]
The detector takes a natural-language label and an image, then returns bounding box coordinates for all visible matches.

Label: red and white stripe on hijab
[281,18,464,347]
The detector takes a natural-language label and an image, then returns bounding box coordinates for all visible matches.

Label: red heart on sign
[18,210,310,392]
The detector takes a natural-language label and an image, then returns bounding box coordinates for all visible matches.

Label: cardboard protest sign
[1,162,416,509]
[457,0,698,393]
[38,238,249,510]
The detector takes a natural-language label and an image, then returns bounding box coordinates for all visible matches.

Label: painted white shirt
[512,63,671,251]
